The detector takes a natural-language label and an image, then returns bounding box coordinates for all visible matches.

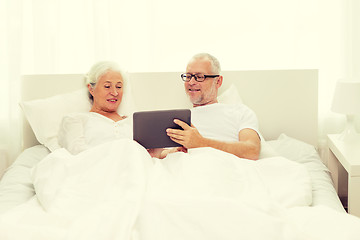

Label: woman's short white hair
[85,61,126,103]
[188,53,221,74]
[85,61,124,87]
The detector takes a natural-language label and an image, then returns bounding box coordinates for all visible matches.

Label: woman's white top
[58,112,132,154]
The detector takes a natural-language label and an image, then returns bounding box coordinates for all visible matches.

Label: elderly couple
[58,53,261,160]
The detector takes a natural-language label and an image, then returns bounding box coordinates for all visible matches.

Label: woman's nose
[110,87,118,96]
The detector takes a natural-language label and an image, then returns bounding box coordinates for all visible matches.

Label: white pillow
[20,88,92,152]
[218,84,243,104]
[268,134,328,169]
[259,140,279,159]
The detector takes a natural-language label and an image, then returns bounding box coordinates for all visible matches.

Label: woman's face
[88,70,124,113]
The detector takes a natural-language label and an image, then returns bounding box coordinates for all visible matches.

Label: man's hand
[166,119,204,149]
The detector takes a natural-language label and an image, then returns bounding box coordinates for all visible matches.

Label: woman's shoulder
[61,112,92,123]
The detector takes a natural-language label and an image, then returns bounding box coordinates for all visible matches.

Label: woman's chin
[100,107,118,113]
[106,104,120,112]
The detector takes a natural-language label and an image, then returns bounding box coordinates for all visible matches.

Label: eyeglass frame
[180,73,220,82]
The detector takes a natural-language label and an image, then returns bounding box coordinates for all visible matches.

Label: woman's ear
[87,84,94,96]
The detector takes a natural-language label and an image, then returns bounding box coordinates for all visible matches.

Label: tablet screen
[133,109,191,149]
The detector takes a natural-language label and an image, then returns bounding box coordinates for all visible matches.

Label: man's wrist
[198,136,209,148]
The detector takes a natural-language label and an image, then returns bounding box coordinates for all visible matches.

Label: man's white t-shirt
[191,103,259,142]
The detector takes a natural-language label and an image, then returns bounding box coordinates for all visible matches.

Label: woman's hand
[147,148,164,158]
[147,146,187,159]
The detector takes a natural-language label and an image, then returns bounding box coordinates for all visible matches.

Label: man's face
[185,58,222,107]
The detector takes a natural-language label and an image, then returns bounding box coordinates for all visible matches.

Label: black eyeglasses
[181,73,220,82]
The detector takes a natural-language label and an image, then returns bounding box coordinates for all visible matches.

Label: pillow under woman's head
[20,88,92,151]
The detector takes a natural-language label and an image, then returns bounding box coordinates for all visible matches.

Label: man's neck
[192,99,218,108]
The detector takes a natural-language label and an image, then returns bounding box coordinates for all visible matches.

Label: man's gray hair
[85,61,125,103]
[188,53,221,74]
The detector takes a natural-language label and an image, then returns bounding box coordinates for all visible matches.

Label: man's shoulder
[217,102,251,111]
[192,102,245,109]
[191,103,252,115]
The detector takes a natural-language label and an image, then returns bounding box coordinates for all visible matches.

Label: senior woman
[58,61,132,155]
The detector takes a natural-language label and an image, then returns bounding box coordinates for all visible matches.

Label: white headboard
[21,69,318,149]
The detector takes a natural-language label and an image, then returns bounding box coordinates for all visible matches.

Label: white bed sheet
[0,138,358,240]
[267,134,345,213]
[0,145,49,214]
[0,135,345,215]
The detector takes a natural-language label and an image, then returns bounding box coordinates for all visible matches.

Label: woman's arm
[58,115,89,155]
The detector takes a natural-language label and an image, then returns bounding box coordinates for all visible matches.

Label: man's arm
[166,119,261,160]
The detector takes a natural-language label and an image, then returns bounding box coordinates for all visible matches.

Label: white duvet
[0,139,359,240]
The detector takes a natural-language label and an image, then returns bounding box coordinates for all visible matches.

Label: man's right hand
[166,119,205,149]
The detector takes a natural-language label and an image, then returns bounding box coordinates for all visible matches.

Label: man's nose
[188,75,197,84]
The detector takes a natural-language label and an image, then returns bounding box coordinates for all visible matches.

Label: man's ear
[216,75,223,88]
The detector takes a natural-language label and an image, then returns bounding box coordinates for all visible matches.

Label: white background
[0,0,359,162]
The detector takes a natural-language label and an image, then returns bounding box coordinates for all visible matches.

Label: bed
[0,69,359,239]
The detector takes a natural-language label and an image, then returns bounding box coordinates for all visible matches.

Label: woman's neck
[90,109,124,122]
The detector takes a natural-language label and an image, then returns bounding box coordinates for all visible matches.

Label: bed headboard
[21,69,318,149]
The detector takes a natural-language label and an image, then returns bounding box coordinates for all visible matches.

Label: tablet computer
[133,109,191,149]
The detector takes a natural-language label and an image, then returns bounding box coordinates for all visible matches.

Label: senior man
[166,53,261,160]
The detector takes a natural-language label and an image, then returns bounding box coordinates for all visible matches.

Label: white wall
[352,0,360,133]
